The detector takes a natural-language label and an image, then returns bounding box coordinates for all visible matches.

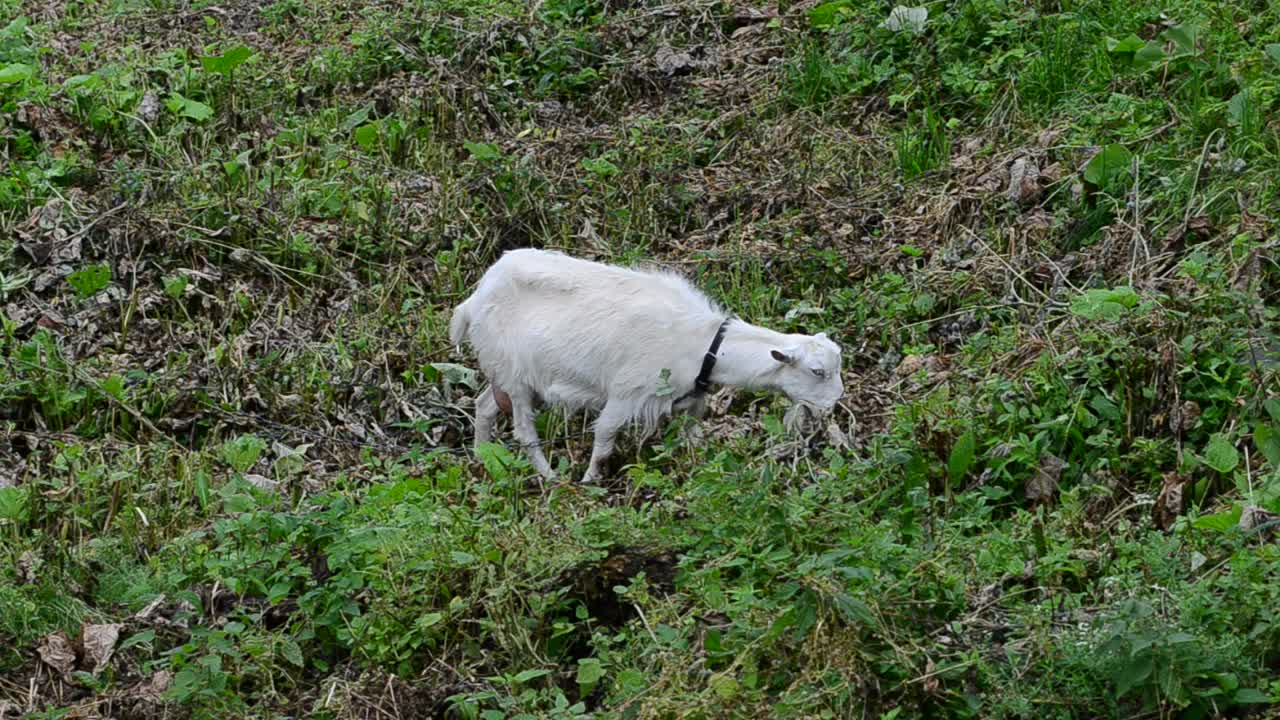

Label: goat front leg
[509,387,556,481]
[580,402,627,484]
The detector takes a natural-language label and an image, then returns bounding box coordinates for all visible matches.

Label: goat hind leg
[509,388,556,480]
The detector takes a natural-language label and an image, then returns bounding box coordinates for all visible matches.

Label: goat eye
[811,368,825,379]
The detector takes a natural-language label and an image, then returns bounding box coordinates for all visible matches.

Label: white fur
[449,248,844,483]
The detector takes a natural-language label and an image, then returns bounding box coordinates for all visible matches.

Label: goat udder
[493,385,513,415]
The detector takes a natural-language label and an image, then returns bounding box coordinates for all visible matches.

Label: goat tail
[448,296,473,349]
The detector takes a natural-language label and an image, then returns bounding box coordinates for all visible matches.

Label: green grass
[2,0,1280,717]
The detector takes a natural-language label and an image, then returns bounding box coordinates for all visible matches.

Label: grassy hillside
[2,0,1279,717]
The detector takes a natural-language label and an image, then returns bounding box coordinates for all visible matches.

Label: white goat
[448,248,844,484]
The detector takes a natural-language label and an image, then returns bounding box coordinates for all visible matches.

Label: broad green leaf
[280,639,304,667]
[1193,504,1241,532]
[0,487,29,522]
[354,122,379,150]
[449,551,477,566]
[1083,143,1133,188]
[709,673,739,699]
[201,45,253,75]
[119,629,156,651]
[512,668,550,684]
[947,429,976,484]
[1134,42,1166,71]
[1255,424,1280,468]
[1266,44,1280,67]
[834,592,876,626]
[1071,286,1140,321]
[63,73,100,90]
[808,0,852,28]
[576,658,605,686]
[166,93,214,122]
[1091,394,1122,422]
[341,106,371,132]
[1203,434,1239,474]
[464,140,501,162]
[100,374,125,400]
[581,156,619,177]
[1227,89,1256,128]
[67,264,112,298]
[0,62,34,84]
[1264,398,1280,424]
[1114,653,1154,697]
[1163,24,1198,55]
[1234,688,1273,704]
[222,492,255,513]
[416,612,443,629]
[1106,35,1144,55]
[475,442,516,481]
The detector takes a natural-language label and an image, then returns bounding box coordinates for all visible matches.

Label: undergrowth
[1,0,1278,718]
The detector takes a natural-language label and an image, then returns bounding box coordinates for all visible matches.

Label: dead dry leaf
[244,473,279,492]
[826,421,850,450]
[1151,472,1187,531]
[655,46,696,76]
[708,386,735,416]
[137,91,160,125]
[895,354,928,377]
[134,670,173,702]
[81,623,123,674]
[37,631,77,676]
[17,551,39,584]
[133,595,166,621]
[883,5,928,34]
[1026,454,1064,505]
[1006,156,1042,206]
[1239,506,1280,538]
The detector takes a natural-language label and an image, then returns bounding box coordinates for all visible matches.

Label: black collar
[676,318,730,403]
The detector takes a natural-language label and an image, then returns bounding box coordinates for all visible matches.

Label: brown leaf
[1239,506,1280,538]
[1006,156,1042,206]
[1034,127,1062,148]
[37,631,77,676]
[1179,400,1201,433]
[895,354,928,377]
[1025,454,1064,505]
[81,623,123,674]
[137,91,160,125]
[708,386,736,416]
[17,551,39,584]
[826,421,851,451]
[1152,472,1187,531]
[655,46,696,76]
[1163,215,1214,251]
[133,670,173,702]
[922,657,940,694]
[133,595,167,621]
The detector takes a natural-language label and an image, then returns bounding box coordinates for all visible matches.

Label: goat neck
[707,320,793,391]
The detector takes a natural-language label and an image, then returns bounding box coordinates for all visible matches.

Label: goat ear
[771,349,794,364]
